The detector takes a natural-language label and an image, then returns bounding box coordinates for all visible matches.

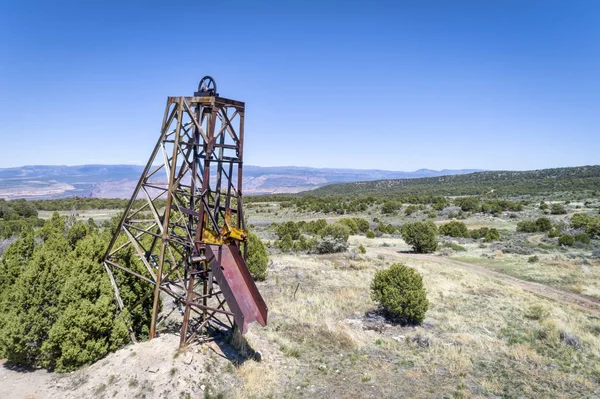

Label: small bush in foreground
[370,263,428,324]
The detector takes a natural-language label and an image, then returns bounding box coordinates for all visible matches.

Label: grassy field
[232,199,600,398]
[237,237,600,398]
[38,209,121,223]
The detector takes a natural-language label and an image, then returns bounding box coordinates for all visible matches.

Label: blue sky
[1,0,598,171]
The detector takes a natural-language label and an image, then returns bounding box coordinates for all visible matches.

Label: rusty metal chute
[103,77,268,347]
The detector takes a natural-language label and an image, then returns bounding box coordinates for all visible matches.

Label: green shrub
[586,220,600,237]
[320,223,350,241]
[301,219,328,235]
[370,263,429,324]
[352,218,371,233]
[517,218,553,233]
[337,218,359,234]
[454,197,480,212]
[484,228,500,242]
[366,230,375,239]
[277,234,294,252]
[469,227,489,239]
[246,232,268,280]
[400,221,438,253]
[275,221,301,240]
[517,220,538,233]
[358,244,366,254]
[427,211,437,218]
[404,205,418,216]
[0,215,134,372]
[551,203,567,215]
[570,213,600,237]
[438,221,469,238]
[548,228,560,238]
[539,201,549,211]
[375,222,396,235]
[315,237,348,254]
[432,198,447,211]
[381,201,399,215]
[535,217,553,232]
[558,234,575,246]
[574,233,591,244]
[528,255,539,263]
[571,213,595,229]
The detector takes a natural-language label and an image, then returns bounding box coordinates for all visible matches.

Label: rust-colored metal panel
[206,244,268,334]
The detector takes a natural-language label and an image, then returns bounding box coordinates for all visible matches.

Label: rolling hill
[306,165,600,197]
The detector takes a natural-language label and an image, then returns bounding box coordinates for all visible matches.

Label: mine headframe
[103,77,268,347]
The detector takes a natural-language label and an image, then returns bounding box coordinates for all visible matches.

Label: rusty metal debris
[103,77,268,347]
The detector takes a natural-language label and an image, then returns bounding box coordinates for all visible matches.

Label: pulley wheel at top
[198,76,217,96]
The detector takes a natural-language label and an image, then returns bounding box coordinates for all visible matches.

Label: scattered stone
[200,384,206,391]
[560,331,581,348]
[409,334,430,348]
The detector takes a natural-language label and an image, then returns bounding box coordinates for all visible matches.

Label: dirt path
[527,234,545,245]
[388,251,600,317]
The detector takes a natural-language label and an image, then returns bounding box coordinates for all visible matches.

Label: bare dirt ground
[0,334,242,399]
[526,233,545,245]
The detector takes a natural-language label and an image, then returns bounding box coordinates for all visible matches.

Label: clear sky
[1,0,598,171]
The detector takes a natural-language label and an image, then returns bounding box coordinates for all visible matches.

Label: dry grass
[236,361,278,398]
[235,229,600,398]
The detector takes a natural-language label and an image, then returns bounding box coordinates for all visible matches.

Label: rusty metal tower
[103,77,268,347]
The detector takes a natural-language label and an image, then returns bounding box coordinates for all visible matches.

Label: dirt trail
[527,234,545,245]
[393,252,600,317]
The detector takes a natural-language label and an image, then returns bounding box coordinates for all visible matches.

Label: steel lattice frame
[103,80,252,347]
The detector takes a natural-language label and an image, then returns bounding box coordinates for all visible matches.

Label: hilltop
[306,165,600,197]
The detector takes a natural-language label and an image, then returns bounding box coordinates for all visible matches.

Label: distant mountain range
[0,164,482,199]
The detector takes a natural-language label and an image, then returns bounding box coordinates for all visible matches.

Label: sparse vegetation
[2,172,600,398]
